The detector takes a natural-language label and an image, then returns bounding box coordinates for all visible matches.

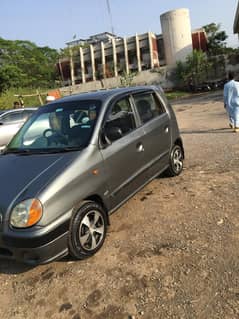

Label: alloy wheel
[78,210,105,251]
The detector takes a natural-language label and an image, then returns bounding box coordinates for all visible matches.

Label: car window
[133,92,166,124]
[8,100,101,151]
[69,109,91,127]
[23,110,35,120]
[0,112,23,124]
[23,113,50,146]
[104,97,136,142]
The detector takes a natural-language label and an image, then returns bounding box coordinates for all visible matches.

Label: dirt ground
[0,91,239,319]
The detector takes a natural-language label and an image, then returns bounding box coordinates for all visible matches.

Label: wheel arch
[83,194,110,225]
[174,137,184,159]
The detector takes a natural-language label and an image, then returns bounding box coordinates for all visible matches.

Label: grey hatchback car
[0,86,184,264]
[0,108,37,150]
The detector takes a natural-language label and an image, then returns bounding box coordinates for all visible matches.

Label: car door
[132,91,171,178]
[0,111,25,147]
[100,95,148,209]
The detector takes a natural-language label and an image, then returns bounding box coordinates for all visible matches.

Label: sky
[0,0,238,50]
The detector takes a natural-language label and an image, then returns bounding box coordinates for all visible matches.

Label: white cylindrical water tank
[160,8,193,65]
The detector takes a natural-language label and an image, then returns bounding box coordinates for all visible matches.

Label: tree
[175,50,212,89]
[120,70,137,87]
[0,38,60,94]
[203,23,228,55]
[0,65,23,92]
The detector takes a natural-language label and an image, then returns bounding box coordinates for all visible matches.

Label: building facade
[160,8,193,65]
[191,29,208,51]
[58,32,161,86]
[57,8,207,86]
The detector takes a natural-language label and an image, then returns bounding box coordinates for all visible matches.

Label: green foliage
[208,55,226,78]
[203,23,228,55]
[165,90,190,100]
[0,87,46,109]
[120,70,137,87]
[175,60,188,84]
[175,50,212,88]
[0,38,60,94]
[0,65,23,92]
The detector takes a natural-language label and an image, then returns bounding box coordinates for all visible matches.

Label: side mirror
[104,126,123,142]
[0,122,3,126]
[0,146,6,154]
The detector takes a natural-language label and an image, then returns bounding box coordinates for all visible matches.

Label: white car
[0,108,37,150]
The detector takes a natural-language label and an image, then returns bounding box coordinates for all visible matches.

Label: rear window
[0,111,23,123]
[133,92,166,124]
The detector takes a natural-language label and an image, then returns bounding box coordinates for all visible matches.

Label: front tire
[165,144,184,177]
[68,201,107,260]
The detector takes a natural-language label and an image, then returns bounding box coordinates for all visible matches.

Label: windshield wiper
[3,148,53,155]
[2,148,33,155]
[3,146,84,155]
[47,146,84,153]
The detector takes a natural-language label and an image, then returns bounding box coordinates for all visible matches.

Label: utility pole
[106,0,114,34]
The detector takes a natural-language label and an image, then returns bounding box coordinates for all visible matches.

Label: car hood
[0,152,76,216]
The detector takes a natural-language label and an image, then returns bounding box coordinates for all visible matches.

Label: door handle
[136,142,144,152]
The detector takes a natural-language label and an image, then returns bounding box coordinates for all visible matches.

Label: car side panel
[100,127,149,208]
[140,113,171,178]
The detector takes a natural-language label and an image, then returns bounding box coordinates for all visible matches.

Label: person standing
[224,71,239,132]
[13,101,20,109]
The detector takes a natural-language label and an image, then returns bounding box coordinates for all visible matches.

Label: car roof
[0,107,37,114]
[49,86,157,104]
[0,108,37,120]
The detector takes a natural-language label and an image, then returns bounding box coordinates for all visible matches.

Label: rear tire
[68,201,107,260]
[165,144,184,177]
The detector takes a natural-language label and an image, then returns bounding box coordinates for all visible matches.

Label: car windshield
[6,100,101,153]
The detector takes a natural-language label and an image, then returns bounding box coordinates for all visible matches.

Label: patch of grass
[165,90,190,100]
[0,88,49,109]
[0,87,191,110]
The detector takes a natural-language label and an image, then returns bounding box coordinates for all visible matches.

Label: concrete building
[58,32,160,86]
[191,29,208,52]
[160,8,193,65]
[66,32,122,47]
[57,8,207,86]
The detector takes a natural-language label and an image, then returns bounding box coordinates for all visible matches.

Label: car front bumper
[0,219,70,265]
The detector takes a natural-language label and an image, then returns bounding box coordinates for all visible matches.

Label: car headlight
[10,199,43,228]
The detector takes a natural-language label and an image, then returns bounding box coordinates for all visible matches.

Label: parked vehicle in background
[0,108,37,150]
[187,79,227,93]
[0,86,184,265]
